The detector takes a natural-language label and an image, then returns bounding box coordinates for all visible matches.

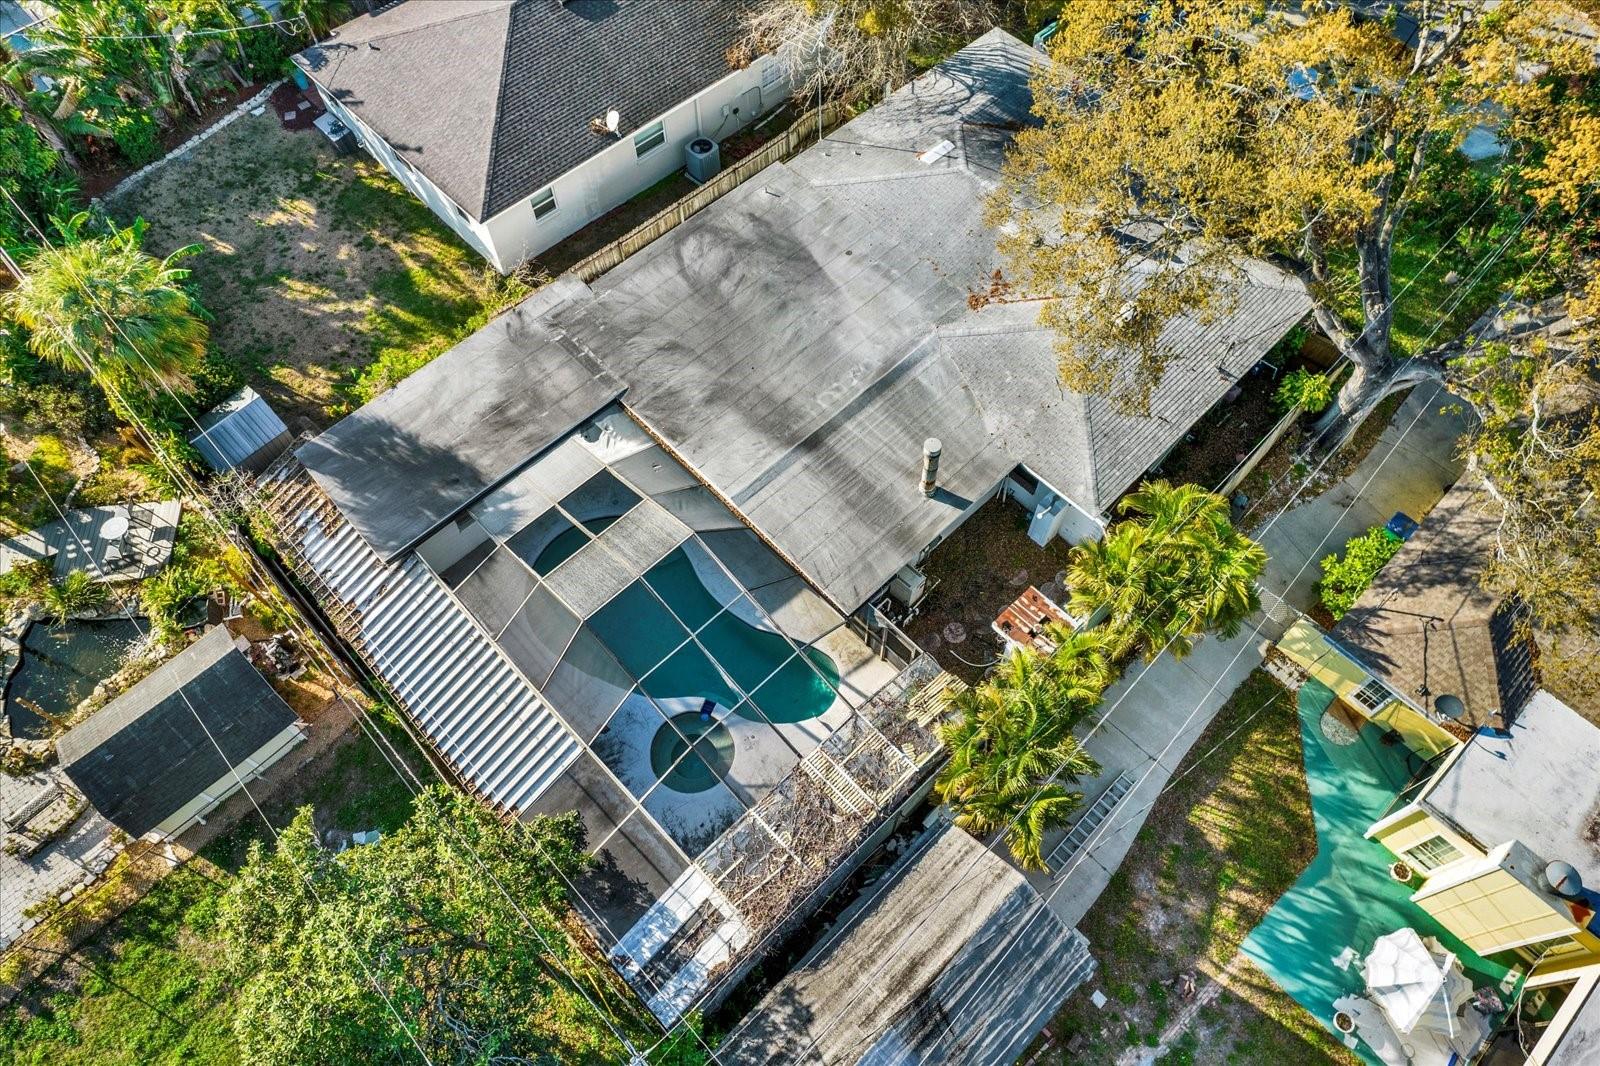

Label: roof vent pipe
[921,438,942,498]
[1544,860,1585,901]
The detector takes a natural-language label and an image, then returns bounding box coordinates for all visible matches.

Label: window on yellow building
[1405,834,1463,871]
[1352,676,1394,711]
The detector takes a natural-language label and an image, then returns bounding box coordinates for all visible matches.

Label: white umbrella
[1363,928,1453,1036]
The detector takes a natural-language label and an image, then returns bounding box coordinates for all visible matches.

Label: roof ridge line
[479,2,520,220]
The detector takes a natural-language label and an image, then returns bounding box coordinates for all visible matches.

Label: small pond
[4,619,143,739]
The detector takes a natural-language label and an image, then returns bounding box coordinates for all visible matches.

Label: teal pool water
[589,547,842,723]
[532,515,619,574]
[1241,680,1515,1065]
[650,714,735,793]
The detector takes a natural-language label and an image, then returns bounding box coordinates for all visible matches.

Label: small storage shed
[56,626,305,841]
[190,387,291,473]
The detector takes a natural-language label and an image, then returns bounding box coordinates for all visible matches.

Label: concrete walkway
[1026,383,1471,926]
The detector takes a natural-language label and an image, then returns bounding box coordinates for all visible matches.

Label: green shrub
[1274,368,1334,414]
[42,569,109,624]
[1318,527,1403,620]
[111,111,162,166]
[0,558,51,604]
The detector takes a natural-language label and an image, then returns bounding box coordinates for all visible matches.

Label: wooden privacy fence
[570,101,850,282]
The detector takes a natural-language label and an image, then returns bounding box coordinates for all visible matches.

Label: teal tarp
[1242,680,1515,1065]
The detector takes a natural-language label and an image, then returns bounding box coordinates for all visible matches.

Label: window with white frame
[633,120,666,157]
[1404,834,1463,871]
[530,187,556,220]
[1352,676,1394,711]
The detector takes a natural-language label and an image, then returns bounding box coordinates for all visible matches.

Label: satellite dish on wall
[605,110,620,134]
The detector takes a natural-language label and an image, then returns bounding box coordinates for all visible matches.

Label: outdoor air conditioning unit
[888,564,928,609]
[686,138,721,184]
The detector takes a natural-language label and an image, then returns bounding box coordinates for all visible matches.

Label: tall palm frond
[5,215,207,392]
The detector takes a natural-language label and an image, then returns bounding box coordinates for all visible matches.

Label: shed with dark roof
[56,627,305,839]
[1331,480,1536,730]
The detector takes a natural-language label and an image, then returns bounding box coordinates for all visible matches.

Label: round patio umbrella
[1363,928,1453,1036]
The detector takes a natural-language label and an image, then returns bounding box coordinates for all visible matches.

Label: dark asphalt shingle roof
[1332,479,1536,728]
[302,29,1309,610]
[295,0,747,220]
[56,627,300,837]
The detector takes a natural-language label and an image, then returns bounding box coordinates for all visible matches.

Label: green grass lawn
[1045,669,1358,1066]
[0,864,235,1066]
[0,714,429,1062]
[106,113,531,430]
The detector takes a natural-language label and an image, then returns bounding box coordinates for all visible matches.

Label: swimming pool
[650,713,736,793]
[530,515,619,575]
[4,619,141,738]
[589,547,842,724]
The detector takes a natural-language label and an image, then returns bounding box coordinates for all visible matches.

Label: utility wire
[783,175,1577,1062]
[0,188,679,1063]
[14,458,437,1065]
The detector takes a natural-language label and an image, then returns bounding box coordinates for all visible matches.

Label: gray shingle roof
[56,627,300,837]
[295,0,746,220]
[1332,479,1536,729]
[719,819,1095,1065]
[301,29,1309,610]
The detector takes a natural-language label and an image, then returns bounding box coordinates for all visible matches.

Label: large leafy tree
[4,212,207,393]
[1067,480,1266,661]
[217,786,648,1065]
[992,1,1595,447]
[1450,285,1600,702]
[936,637,1106,870]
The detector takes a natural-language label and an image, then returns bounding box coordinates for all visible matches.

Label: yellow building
[1271,483,1600,1062]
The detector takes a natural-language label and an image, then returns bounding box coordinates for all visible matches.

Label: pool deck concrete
[1028,383,1472,926]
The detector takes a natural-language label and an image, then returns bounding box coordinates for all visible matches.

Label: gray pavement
[1025,383,1471,926]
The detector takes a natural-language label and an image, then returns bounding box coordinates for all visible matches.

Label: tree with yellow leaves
[992,0,1596,449]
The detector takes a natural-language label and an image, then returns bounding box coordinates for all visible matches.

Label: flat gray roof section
[550,29,1309,609]
[1422,689,1600,885]
[298,278,623,561]
[303,30,1308,605]
[719,818,1095,1065]
[57,626,299,837]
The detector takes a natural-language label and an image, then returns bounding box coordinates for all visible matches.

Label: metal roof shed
[190,387,292,473]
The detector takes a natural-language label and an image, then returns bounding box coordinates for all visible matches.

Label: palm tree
[5,213,207,392]
[43,569,108,624]
[1067,480,1265,661]
[936,653,1103,871]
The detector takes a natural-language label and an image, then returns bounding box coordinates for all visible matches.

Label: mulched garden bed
[903,496,1077,686]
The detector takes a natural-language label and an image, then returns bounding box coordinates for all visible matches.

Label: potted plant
[1390,860,1415,884]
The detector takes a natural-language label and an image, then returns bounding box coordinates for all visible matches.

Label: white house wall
[148,721,307,841]
[480,56,787,271]
[317,57,787,274]
[314,88,502,265]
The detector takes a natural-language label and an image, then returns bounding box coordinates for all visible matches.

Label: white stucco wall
[316,55,788,274]
[313,88,503,267]
[148,722,308,841]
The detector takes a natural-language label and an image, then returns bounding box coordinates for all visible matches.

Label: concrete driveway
[1029,382,1472,926]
